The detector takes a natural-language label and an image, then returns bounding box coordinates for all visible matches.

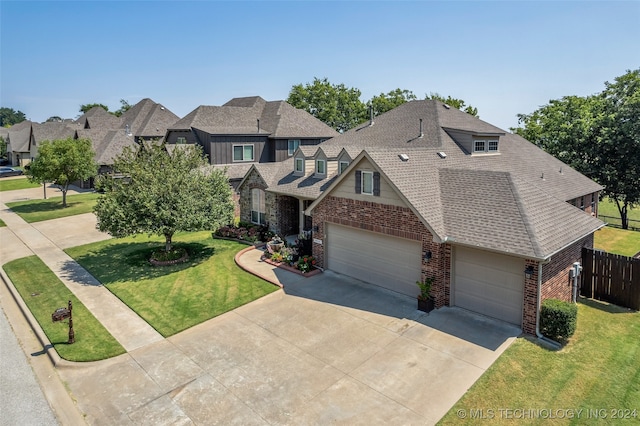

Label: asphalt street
[0,305,58,426]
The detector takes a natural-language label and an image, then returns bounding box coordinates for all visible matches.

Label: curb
[0,266,67,367]
[234,245,284,289]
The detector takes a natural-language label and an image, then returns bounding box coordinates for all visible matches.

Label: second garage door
[326,223,422,297]
[453,246,524,326]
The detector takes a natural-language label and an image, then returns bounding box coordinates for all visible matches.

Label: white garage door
[326,223,422,297]
[453,246,524,326]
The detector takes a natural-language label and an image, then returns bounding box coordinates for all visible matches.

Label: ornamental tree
[94,142,234,253]
[26,137,98,207]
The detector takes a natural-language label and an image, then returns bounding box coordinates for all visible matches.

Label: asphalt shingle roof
[170,97,338,139]
[253,99,604,260]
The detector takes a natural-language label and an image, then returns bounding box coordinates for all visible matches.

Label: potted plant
[416,277,435,313]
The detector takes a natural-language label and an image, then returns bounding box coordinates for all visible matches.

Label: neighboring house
[4,98,179,185]
[165,96,338,189]
[237,100,604,335]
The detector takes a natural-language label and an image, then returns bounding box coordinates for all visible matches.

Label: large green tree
[287,77,368,133]
[94,143,234,253]
[0,107,27,127]
[26,138,98,207]
[370,89,417,116]
[513,69,640,229]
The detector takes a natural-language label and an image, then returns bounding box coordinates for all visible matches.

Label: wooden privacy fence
[581,247,640,310]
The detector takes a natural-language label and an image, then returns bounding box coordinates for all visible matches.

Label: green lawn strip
[594,227,640,257]
[439,299,640,425]
[0,218,5,227]
[65,231,278,337]
[0,178,41,191]
[3,256,126,361]
[5,192,99,223]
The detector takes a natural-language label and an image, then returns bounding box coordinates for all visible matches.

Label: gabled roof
[7,120,34,153]
[77,107,121,129]
[240,158,337,200]
[169,96,338,139]
[119,98,179,138]
[32,121,78,144]
[251,99,604,260]
[94,130,137,165]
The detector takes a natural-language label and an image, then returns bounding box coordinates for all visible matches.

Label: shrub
[540,299,578,343]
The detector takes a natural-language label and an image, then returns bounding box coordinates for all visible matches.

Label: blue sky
[1,1,638,130]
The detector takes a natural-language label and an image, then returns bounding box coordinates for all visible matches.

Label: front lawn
[3,256,126,361]
[5,192,99,223]
[440,299,640,425]
[65,232,278,337]
[0,177,41,191]
[594,226,640,257]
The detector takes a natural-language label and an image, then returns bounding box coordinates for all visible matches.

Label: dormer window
[339,161,349,174]
[473,139,499,154]
[316,159,326,175]
[288,139,300,156]
[176,137,186,144]
[295,157,304,173]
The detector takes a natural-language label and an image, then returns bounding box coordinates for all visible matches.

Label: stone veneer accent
[238,169,300,236]
[311,196,452,309]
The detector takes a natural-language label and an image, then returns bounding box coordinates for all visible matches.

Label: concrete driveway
[59,266,519,425]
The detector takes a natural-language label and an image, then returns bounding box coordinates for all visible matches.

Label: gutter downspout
[535,261,562,349]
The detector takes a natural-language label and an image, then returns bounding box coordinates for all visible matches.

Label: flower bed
[261,254,322,277]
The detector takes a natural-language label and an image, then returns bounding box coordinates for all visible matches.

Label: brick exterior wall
[521,234,594,335]
[568,191,599,217]
[541,234,593,303]
[311,196,452,309]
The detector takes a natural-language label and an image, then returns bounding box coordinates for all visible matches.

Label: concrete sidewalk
[0,200,163,352]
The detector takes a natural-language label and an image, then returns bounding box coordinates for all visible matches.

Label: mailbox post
[51,300,75,344]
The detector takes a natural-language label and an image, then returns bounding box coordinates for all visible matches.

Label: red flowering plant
[297,255,316,273]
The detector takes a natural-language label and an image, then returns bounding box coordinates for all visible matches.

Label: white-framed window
[233,144,254,162]
[288,139,300,156]
[488,140,499,151]
[251,188,266,225]
[295,158,304,173]
[362,171,373,195]
[176,137,186,144]
[316,159,326,175]
[474,140,486,153]
[339,161,349,174]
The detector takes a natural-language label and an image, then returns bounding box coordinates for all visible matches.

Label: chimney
[419,119,424,138]
[369,105,374,126]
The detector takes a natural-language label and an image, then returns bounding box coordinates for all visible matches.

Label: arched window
[251,188,266,225]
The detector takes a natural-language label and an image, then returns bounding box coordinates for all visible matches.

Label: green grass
[3,256,126,361]
[598,197,640,228]
[439,299,640,425]
[65,231,279,337]
[0,218,5,227]
[5,192,99,223]
[0,177,41,191]
[594,227,640,257]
